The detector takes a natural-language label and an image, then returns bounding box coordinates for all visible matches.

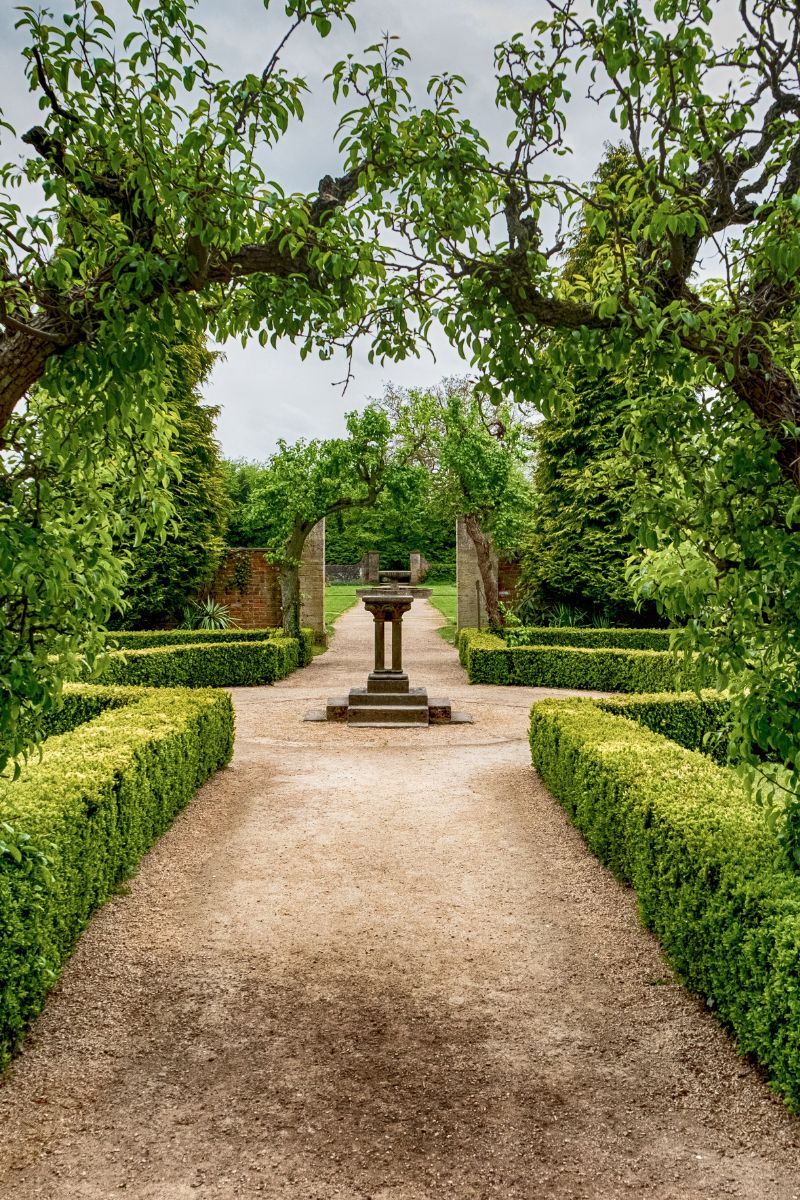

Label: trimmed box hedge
[113,626,316,667]
[0,685,234,1066]
[597,691,732,763]
[529,696,800,1110]
[457,628,694,692]
[99,637,301,688]
[505,625,673,651]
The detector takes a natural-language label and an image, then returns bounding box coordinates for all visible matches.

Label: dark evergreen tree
[520,371,651,624]
[114,340,230,629]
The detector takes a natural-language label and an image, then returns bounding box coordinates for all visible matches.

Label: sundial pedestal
[321,589,468,727]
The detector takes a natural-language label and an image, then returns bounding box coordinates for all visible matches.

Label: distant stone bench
[379,570,412,582]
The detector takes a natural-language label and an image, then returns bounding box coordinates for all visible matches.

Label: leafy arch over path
[339,0,800,489]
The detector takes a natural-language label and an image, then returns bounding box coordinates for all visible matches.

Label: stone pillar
[373,614,386,671]
[391,618,403,670]
[409,551,430,585]
[362,550,380,583]
[456,517,498,631]
[299,519,326,637]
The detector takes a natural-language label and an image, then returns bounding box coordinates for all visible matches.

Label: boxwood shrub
[113,626,316,667]
[0,686,233,1067]
[99,637,301,688]
[529,697,800,1110]
[457,628,694,692]
[504,625,673,651]
[597,691,732,763]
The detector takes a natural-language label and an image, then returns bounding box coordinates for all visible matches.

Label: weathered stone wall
[326,562,362,583]
[455,518,521,630]
[362,550,380,583]
[409,551,430,585]
[209,520,326,635]
[456,518,494,630]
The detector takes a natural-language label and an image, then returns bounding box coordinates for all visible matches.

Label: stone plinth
[320,590,469,727]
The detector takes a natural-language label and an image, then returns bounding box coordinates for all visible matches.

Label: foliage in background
[383,378,534,627]
[324,470,455,567]
[112,339,230,629]
[225,407,396,636]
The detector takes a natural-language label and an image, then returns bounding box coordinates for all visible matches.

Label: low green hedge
[505,625,673,651]
[112,626,316,667]
[16,685,144,748]
[597,691,732,763]
[423,562,456,584]
[0,686,233,1066]
[99,637,301,688]
[529,697,800,1110]
[457,628,694,691]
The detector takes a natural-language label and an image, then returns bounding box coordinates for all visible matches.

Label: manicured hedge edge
[99,637,302,688]
[597,691,732,763]
[529,697,800,1110]
[0,687,234,1067]
[16,685,145,747]
[457,628,694,691]
[505,625,673,651]
[113,627,316,667]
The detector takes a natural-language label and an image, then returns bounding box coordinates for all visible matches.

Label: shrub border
[504,625,672,651]
[457,627,694,692]
[112,626,316,667]
[99,636,307,688]
[0,685,234,1067]
[529,694,800,1110]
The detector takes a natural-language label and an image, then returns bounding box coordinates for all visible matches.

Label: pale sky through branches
[0,0,739,458]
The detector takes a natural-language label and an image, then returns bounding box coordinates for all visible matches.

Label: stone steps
[348,704,429,726]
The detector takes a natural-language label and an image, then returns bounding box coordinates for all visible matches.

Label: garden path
[1,600,799,1199]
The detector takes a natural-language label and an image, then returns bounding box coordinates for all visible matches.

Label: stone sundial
[312,587,471,727]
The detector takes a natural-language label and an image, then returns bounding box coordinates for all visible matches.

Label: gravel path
[1,600,798,1199]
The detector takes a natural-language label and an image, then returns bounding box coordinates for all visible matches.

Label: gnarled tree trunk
[279,562,302,640]
[463,513,503,630]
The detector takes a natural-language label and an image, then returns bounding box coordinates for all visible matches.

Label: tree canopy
[384,378,534,627]
[226,405,395,635]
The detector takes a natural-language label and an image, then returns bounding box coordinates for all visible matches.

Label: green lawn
[325,583,360,635]
[325,580,457,642]
[426,582,457,642]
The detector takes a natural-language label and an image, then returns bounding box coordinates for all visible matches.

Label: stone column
[391,618,403,670]
[362,550,380,583]
[373,614,386,672]
[299,518,326,636]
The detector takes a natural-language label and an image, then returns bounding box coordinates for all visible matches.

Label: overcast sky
[0,1,737,459]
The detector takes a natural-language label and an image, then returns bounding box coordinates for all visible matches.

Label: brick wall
[209,520,326,634]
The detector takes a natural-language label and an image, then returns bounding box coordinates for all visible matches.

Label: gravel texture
[1,600,799,1199]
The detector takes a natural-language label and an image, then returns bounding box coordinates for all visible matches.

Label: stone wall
[209,520,326,635]
[298,519,326,635]
[409,551,430,585]
[455,518,521,631]
[326,562,362,583]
